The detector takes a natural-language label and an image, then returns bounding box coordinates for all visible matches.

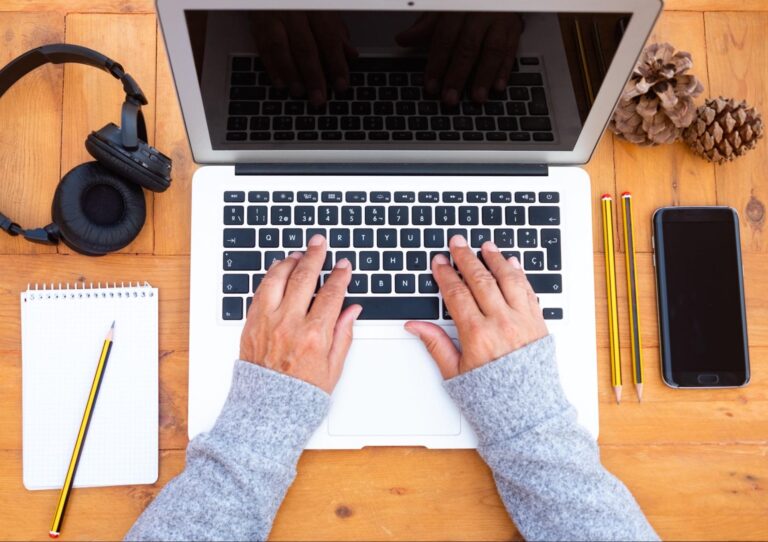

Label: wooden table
[1,1,766,540]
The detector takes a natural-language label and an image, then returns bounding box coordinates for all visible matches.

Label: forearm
[445,336,658,541]
[125,361,329,542]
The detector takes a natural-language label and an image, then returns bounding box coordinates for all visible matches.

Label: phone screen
[657,209,749,386]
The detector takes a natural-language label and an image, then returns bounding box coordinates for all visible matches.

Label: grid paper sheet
[21,283,158,490]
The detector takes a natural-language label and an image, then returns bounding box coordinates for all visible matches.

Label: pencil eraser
[601,194,612,200]
[49,532,59,538]
[621,191,631,197]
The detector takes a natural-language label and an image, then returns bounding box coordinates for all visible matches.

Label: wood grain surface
[0,3,766,541]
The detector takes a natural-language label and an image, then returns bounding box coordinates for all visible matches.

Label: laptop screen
[184,10,631,153]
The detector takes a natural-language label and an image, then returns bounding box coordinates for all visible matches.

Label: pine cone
[610,42,704,146]
[683,97,764,164]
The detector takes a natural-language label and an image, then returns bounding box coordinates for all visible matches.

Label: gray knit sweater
[126,336,658,541]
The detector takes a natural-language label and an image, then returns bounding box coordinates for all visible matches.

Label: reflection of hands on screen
[251,12,358,106]
[396,13,523,104]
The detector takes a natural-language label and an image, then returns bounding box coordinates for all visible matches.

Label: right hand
[250,12,358,106]
[405,235,548,379]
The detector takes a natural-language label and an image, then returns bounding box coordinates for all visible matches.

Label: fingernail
[335,76,348,91]
[433,253,450,266]
[483,240,499,252]
[403,323,420,337]
[310,89,324,105]
[509,256,522,269]
[495,78,506,91]
[444,88,459,104]
[450,234,467,248]
[289,251,304,260]
[269,258,281,269]
[308,234,325,247]
[474,87,487,102]
[335,258,350,269]
[353,305,364,319]
[426,79,439,94]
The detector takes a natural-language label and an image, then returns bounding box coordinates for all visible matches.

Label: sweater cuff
[207,360,330,464]
[443,335,571,445]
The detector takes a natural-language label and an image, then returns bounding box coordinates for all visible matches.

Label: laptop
[157,0,662,448]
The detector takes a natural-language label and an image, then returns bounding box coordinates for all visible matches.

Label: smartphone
[653,207,750,388]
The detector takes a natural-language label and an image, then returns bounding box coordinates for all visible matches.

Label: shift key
[526,273,562,293]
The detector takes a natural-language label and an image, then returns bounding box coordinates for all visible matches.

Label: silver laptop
[157,0,662,448]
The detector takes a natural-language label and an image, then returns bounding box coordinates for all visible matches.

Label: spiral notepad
[21,282,158,490]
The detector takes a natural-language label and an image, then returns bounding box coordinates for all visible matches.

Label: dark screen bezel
[653,207,750,388]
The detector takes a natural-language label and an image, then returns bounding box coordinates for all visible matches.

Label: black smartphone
[653,207,750,388]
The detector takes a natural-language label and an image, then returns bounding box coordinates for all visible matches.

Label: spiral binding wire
[22,281,154,301]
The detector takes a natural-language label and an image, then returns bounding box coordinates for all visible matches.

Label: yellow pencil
[601,195,622,404]
[621,192,644,402]
[49,321,115,538]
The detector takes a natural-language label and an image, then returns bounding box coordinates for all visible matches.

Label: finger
[395,13,438,47]
[309,257,353,323]
[493,23,521,91]
[280,234,328,313]
[424,13,464,97]
[285,13,327,105]
[250,252,303,314]
[431,252,482,326]
[404,321,461,379]
[252,15,301,91]
[448,235,508,315]
[470,21,508,103]
[442,14,494,105]
[309,13,351,91]
[479,241,531,311]
[326,304,363,383]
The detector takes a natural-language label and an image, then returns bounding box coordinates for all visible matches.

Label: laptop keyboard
[221,189,563,321]
[226,56,554,143]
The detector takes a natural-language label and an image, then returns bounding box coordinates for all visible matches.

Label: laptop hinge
[234,163,548,176]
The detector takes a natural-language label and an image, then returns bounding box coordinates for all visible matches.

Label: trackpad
[329,338,461,436]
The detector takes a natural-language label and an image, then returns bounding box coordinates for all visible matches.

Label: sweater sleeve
[125,360,329,542]
[444,335,658,542]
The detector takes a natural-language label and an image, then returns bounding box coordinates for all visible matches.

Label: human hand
[239,235,362,393]
[405,235,548,379]
[250,11,358,106]
[396,12,523,105]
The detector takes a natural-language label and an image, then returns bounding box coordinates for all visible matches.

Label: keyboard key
[498,117,519,131]
[459,206,480,225]
[258,228,279,248]
[342,206,362,225]
[298,191,319,202]
[365,206,386,225]
[348,274,368,294]
[518,228,538,248]
[294,206,315,225]
[252,274,266,292]
[539,191,560,203]
[491,192,512,203]
[306,228,327,242]
[231,56,251,71]
[226,131,247,141]
[273,191,294,203]
[282,228,303,248]
[322,191,343,202]
[447,228,468,243]
[223,251,261,271]
[223,274,249,294]
[388,206,409,225]
[287,103,306,116]
[424,229,445,248]
[442,301,452,320]
[331,102,349,115]
[223,228,255,248]
[353,228,374,248]
[222,297,243,320]
[418,274,439,293]
[318,118,339,131]
[371,275,392,293]
[416,131,437,140]
[470,229,491,247]
[524,251,545,271]
[486,132,507,141]
[369,131,389,140]
[475,117,495,130]
[508,132,531,141]
[506,102,527,116]
[264,251,285,269]
[335,251,357,270]
[406,251,428,271]
[400,229,421,247]
[322,252,333,271]
[467,192,488,203]
[377,229,397,248]
[353,102,372,115]
[541,229,562,270]
[435,206,456,225]
[494,229,515,248]
[271,206,291,225]
[418,191,440,203]
[393,132,413,141]
[527,274,562,294]
[395,274,416,293]
[319,206,339,225]
[520,117,551,131]
[509,73,543,86]
[412,206,432,225]
[247,206,268,226]
[505,206,525,225]
[248,191,269,202]
[395,191,416,203]
[386,117,406,130]
[229,101,260,115]
[346,192,367,203]
[330,228,350,247]
[383,251,404,270]
[224,206,244,225]
[502,251,521,262]
[342,297,439,320]
[370,191,391,203]
[442,192,463,203]
[431,117,451,130]
[515,192,536,203]
[360,251,380,270]
[439,132,460,140]
[529,206,561,225]
[482,206,502,225]
[224,191,245,202]
[543,308,563,320]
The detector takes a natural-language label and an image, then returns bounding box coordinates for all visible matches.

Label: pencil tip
[111,320,115,329]
[614,386,622,404]
[636,384,644,403]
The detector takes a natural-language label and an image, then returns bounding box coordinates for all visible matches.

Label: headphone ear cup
[52,162,146,256]
[86,124,172,193]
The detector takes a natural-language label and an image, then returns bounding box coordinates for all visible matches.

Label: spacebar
[342,297,440,320]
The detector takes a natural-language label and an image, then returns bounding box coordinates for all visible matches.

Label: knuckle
[289,268,315,286]
[469,267,495,284]
[456,37,481,58]
[443,281,469,299]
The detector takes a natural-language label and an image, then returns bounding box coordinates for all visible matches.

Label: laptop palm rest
[328,338,461,436]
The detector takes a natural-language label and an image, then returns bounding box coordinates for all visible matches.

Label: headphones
[0,44,172,255]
